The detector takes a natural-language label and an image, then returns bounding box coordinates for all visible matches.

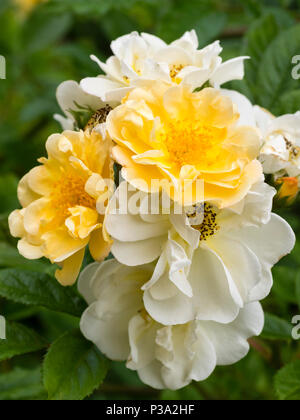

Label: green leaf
[272,265,297,304]
[157,2,226,46]
[275,361,300,400]
[261,313,293,340]
[0,268,86,317]
[296,271,300,309]
[3,301,40,322]
[0,242,50,272]
[257,24,300,110]
[0,367,45,400]
[243,14,281,96]
[161,385,203,400]
[46,0,153,16]
[38,309,80,342]
[22,11,72,53]
[45,0,115,15]
[272,90,300,115]
[0,214,13,244]
[0,174,19,213]
[43,329,109,400]
[0,321,46,362]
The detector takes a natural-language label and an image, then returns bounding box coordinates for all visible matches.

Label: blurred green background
[0,0,300,400]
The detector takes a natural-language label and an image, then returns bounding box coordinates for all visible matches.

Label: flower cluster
[9,30,297,390]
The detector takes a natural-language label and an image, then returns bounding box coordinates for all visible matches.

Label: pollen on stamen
[189,203,220,241]
[170,64,184,82]
[85,105,113,131]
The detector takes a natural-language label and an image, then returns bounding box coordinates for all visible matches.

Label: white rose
[80,30,249,103]
[79,259,264,390]
[104,180,295,325]
[255,106,300,179]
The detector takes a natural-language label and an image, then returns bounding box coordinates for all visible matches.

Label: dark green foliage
[0,0,300,400]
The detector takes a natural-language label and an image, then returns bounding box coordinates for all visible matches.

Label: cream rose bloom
[9,129,113,286]
[255,106,300,179]
[80,31,248,103]
[107,81,262,207]
[79,259,264,390]
[104,180,295,325]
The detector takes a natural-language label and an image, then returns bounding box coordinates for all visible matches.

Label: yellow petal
[9,209,26,238]
[55,248,85,286]
[18,238,43,260]
[89,228,112,262]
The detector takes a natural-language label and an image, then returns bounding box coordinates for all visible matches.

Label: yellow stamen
[160,120,227,168]
[51,174,96,220]
[170,64,184,82]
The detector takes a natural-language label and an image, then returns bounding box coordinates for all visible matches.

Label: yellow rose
[9,130,113,286]
[107,81,262,208]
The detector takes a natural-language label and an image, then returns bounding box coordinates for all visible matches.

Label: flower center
[188,203,220,241]
[161,119,226,168]
[51,174,96,220]
[86,105,113,131]
[284,137,300,160]
[169,64,184,82]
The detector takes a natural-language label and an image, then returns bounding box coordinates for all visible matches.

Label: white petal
[166,236,192,297]
[111,32,147,63]
[53,114,74,130]
[142,250,168,290]
[211,56,249,87]
[170,213,200,250]
[111,236,165,266]
[158,323,216,390]
[144,246,240,325]
[197,40,222,67]
[270,113,300,137]
[153,46,192,66]
[230,214,295,300]
[233,213,295,270]
[56,80,103,120]
[190,246,241,322]
[110,32,138,58]
[144,280,194,325]
[210,235,263,304]
[91,55,124,84]
[141,32,167,51]
[127,314,159,370]
[80,301,131,360]
[171,30,199,51]
[137,360,165,390]
[218,181,276,230]
[163,324,216,389]
[202,302,264,365]
[105,212,169,242]
[221,88,256,128]
[254,105,274,136]
[78,261,101,305]
[80,76,130,102]
[80,260,150,360]
[181,68,212,90]
[139,59,171,82]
